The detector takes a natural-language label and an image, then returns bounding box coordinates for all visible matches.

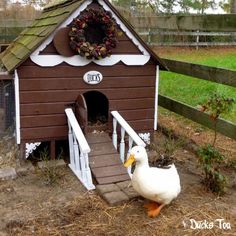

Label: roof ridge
[43,0,79,12]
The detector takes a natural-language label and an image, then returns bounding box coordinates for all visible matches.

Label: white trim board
[154,65,159,131]
[14,69,21,144]
[30,0,150,67]
[30,55,150,67]
[26,142,41,158]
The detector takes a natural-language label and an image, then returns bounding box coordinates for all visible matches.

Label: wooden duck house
[0,0,167,188]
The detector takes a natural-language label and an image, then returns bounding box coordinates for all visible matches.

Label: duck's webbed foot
[144,202,165,218]
[144,201,159,211]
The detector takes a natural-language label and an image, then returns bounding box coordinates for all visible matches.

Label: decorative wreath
[69,8,120,60]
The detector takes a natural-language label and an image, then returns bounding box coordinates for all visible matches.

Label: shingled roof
[0,0,167,72]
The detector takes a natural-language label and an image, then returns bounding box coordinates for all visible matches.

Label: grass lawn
[154,47,236,123]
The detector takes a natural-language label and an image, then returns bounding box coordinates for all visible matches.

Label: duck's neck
[136,159,150,168]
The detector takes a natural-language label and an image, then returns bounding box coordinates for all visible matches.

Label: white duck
[124,145,181,217]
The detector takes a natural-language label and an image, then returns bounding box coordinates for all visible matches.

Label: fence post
[148,28,151,45]
[196,30,200,50]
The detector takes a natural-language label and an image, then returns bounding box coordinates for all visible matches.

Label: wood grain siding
[20,76,155,91]
[118,109,154,121]
[20,109,154,129]
[108,41,142,54]
[21,98,154,116]
[21,114,67,128]
[109,98,154,110]
[39,29,142,55]
[120,119,154,132]
[20,88,154,103]
[21,126,68,141]
[18,64,156,78]
[18,60,156,142]
[20,103,67,116]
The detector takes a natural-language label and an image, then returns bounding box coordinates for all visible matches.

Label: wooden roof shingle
[0,0,84,72]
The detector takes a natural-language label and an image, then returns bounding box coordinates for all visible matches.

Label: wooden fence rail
[153,42,236,47]
[158,95,236,140]
[2,15,236,31]
[139,30,236,47]
[162,59,236,88]
[129,14,236,32]
[158,58,236,140]
[129,13,236,47]
[143,31,236,37]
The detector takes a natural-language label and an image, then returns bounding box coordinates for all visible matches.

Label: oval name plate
[83,71,103,85]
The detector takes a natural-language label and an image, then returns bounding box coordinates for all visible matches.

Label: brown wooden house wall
[40,30,142,56]
[17,0,157,143]
[18,59,156,142]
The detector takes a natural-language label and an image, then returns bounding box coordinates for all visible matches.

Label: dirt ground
[0,113,236,236]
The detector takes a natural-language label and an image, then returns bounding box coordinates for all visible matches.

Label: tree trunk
[231,0,236,13]
[201,0,206,14]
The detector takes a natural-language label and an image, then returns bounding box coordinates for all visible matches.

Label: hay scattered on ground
[5,186,236,236]
[0,136,18,169]
[158,110,236,161]
[1,113,236,236]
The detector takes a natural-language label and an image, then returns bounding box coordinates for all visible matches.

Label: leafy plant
[199,93,235,146]
[38,147,64,186]
[198,145,227,195]
[227,158,236,169]
[151,130,185,167]
[197,93,235,195]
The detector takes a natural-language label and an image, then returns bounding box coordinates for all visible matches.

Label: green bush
[198,144,227,195]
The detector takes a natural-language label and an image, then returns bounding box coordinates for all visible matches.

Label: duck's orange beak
[124,154,135,167]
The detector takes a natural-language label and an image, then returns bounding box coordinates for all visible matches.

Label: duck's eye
[137,150,140,153]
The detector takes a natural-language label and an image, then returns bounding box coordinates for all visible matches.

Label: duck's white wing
[132,165,181,204]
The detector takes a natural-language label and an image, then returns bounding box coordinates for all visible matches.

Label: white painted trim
[98,0,149,56]
[30,54,150,67]
[154,65,159,130]
[138,133,151,145]
[30,0,151,67]
[0,71,9,75]
[65,108,90,153]
[65,108,95,190]
[25,142,41,158]
[111,110,146,177]
[14,69,21,144]
[69,164,95,190]
[111,111,146,147]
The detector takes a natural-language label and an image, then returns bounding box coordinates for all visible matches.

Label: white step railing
[111,111,146,176]
[65,108,95,190]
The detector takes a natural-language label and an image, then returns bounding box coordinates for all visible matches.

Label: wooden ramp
[86,132,130,185]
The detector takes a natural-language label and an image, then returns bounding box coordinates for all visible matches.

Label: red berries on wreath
[69,8,119,60]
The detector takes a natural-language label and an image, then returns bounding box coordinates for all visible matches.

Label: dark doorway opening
[83,91,109,127]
